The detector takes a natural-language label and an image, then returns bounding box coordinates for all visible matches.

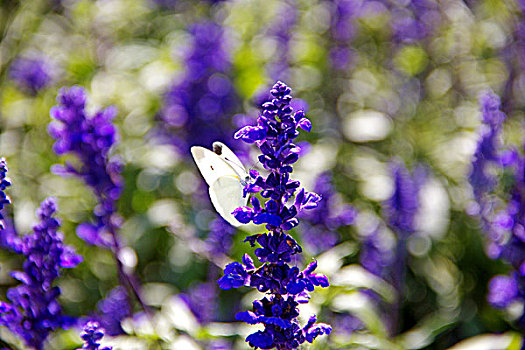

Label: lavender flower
[218,81,331,349]
[299,172,356,254]
[157,21,240,155]
[469,91,506,205]
[469,91,525,326]
[48,86,123,247]
[0,198,82,350]
[357,161,425,334]
[96,286,131,336]
[77,321,112,350]
[383,161,424,238]
[49,86,149,325]
[0,158,12,230]
[360,162,424,280]
[9,56,53,95]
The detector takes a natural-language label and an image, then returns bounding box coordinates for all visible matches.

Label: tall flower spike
[219,81,331,349]
[0,198,82,350]
[469,91,525,328]
[48,86,123,247]
[0,158,12,230]
[157,21,241,155]
[384,161,425,238]
[49,86,147,329]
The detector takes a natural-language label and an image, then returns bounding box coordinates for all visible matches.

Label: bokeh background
[1,0,525,349]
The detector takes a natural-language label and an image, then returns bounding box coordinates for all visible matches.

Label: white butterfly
[191,142,250,227]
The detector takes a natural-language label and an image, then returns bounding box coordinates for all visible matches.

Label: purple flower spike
[95,286,131,336]
[156,21,242,156]
[49,86,123,247]
[469,90,525,328]
[0,198,82,350]
[384,161,425,238]
[217,82,329,349]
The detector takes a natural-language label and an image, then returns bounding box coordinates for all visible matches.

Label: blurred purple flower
[206,217,236,256]
[299,172,356,254]
[95,286,131,336]
[0,198,82,350]
[77,321,112,350]
[384,161,425,238]
[488,275,520,309]
[468,91,507,228]
[9,56,54,95]
[156,21,241,155]
[180,282,217,324]
[359,222,395,278]
[48,86,123,247]
[219,81,330,349]
[469,90,525,325]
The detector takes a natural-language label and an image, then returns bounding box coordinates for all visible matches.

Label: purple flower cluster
[299,172,356,254]
[468,91,525,325]
[48,86,123,247]
[469,91,507,206]
[0,158,12,230]
[180,282,218,324]
[360,162,424,281]
[77,321,112,350]
[9,56,53,95]
[218,81,331,349]
[384,161,425,238]
[157,21,240,154]
[95,286,131,336]
[0,197,82,350]
[359,221,394,278]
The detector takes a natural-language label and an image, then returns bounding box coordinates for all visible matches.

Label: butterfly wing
[191,146,238,186]
[209,175,249,227]
[212,142,247,180]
